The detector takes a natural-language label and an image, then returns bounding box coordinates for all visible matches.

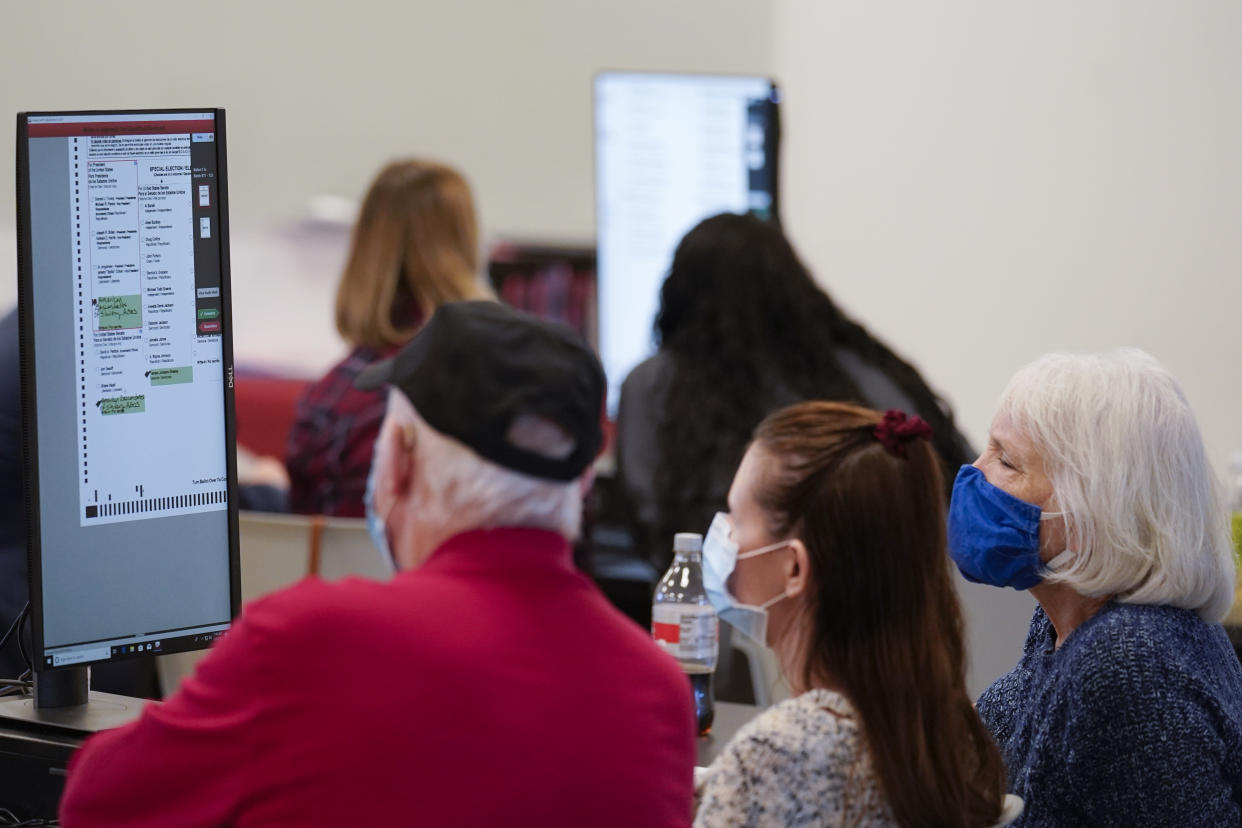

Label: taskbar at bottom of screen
[42,625,230,669]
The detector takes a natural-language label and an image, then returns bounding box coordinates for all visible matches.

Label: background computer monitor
[15,110,239,687]
[594,71,781,415]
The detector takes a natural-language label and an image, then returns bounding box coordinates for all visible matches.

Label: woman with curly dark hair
[616,212,972,576]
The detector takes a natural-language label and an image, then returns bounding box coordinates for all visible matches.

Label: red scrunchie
[873,409,932,458]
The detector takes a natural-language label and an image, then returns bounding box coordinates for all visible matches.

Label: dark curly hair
[647,212,969,568]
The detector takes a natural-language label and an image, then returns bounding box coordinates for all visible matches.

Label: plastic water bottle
[652,532,718,736]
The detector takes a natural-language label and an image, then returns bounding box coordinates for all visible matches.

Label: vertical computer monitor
[15,110,239,678]
[594,71,781,414]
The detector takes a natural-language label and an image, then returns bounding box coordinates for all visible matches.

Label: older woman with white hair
[954,349,1242,827]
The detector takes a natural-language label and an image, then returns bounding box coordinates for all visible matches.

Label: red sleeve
[59,604,281,827]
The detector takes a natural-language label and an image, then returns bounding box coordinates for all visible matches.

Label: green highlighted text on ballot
[98,395,146,415]
[96,295,142,330]
[148,366,193,386]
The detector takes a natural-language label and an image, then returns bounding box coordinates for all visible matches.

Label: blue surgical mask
[364,462,397,573]
[702,512,794,646]
[947,465,1070,590]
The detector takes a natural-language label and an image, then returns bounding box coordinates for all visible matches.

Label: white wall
[0,0,773,370]
[774,0,1242,692]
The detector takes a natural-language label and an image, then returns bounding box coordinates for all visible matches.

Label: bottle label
[652,604,718,662]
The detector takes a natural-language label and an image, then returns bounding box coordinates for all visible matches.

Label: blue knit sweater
[977,602,1242,826]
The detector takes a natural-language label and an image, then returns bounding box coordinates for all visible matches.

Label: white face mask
[701,512,794,647]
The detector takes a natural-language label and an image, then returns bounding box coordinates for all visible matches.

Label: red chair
[233,374,311,459]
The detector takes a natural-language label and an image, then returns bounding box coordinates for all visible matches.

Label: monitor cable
[0,602,26,659]
[16,604,32,672]
[0,806,59,827]
[0,603,33,697]
[0,668,32,698]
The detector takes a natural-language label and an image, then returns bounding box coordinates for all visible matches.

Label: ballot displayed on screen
[594,72,780,414]
[17,110,238,668]
[54,118,228,525]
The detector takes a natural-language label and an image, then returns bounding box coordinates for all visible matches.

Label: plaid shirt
[284,344,401,517]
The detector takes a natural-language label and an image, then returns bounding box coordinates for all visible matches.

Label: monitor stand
[36,666,88,708]
[0,666,147,734]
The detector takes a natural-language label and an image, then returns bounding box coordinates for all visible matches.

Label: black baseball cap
[355,300,605,481]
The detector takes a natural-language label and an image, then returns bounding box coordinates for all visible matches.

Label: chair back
[238,511,319,601]
[315,516,391,582]
[729,628,790,708]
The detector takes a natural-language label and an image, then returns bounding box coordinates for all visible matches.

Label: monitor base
[0,689,147,735]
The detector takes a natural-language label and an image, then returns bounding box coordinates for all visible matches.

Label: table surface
[696,701,760,767]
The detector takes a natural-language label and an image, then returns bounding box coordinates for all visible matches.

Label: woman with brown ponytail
[695,401,1016,827]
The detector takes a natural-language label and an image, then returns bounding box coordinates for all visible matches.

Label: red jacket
[61,528,696,827]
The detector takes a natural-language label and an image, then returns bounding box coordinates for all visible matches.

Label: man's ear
[378,421,415,501]
[784,539,811,599]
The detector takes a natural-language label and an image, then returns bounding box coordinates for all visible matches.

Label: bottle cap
[674,533,703,553]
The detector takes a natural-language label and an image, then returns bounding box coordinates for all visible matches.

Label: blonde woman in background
[285,160,492,516]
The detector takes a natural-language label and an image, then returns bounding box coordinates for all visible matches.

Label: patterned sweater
[695,688,897,827]
[977,602,1242,827]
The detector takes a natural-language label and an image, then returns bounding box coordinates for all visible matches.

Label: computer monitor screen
[16,109,239,671]
[594,72,780,414]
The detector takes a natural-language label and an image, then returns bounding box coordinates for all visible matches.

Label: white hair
[998,349,1235,622]
[387,391,584,540]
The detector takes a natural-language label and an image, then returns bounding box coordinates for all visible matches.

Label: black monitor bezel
[15,107,241,673]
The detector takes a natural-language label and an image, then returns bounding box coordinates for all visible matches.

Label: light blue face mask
[701,512,794,647]
[363,461,397,573]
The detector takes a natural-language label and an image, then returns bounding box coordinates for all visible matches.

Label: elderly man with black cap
[61,302,697,827]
